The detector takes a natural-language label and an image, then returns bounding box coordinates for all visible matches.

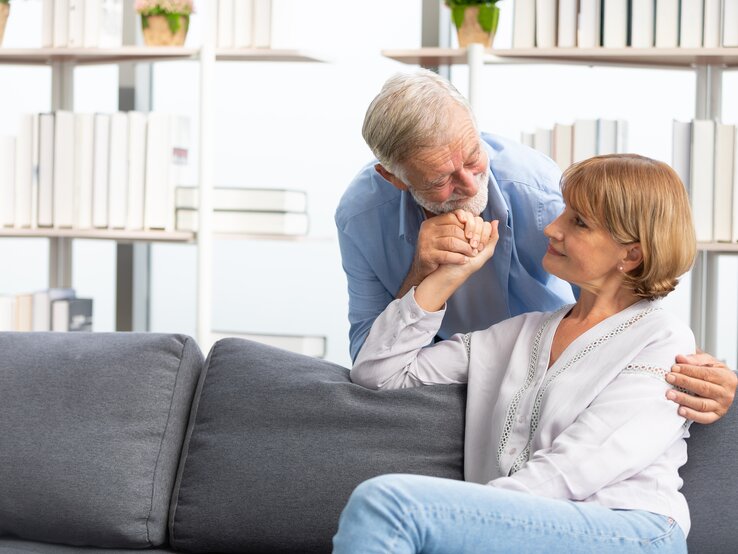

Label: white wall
[0,0,735,369]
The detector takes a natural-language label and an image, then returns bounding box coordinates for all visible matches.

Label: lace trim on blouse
[622,363,690,395]
[499,306,660,476]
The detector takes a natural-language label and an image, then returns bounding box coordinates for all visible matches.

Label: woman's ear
[375,164,408,191]
[622,243,643,271]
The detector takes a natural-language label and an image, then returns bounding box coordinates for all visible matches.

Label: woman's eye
[574,216,587,228]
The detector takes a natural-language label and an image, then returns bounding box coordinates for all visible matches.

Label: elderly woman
[333,154,698,553]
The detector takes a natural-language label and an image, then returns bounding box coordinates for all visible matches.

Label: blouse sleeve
[489,323,695,500]
[350,287,471,390]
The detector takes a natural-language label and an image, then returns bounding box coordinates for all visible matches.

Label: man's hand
[397,210,494,298]
[665,351,737,424]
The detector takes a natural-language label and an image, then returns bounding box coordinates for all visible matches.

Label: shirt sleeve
[336,227,396,362]
[489,326,694,500]
[350,288,471,390]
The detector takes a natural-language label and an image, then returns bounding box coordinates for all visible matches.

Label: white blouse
[352,289,696,536]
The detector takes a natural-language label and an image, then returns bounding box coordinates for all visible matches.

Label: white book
[603,0,629,47]
[732,127,738,242]
[631,0,656,47]
[74,113,94,229]
[270,0,298,49]
[211,331,327,358]
[724,0,738,46]
[616,119,629,152]
[578,0,602,46]
[107,112,128,229]
[252,0,271,48]
[53,110,75,228]
[68,0,85,47]
[92,113,110,228]
[713,123,735,242]
[690,119,715,242]
[53,0,69,47]
[38,113,55,228]
[703,0,721,46]
[573,119,598,162]
[32,287,76,331]
[512,0,536,47]
[145,113,190,230]
[31,113,41,227]
[521,131,536,148]
[680,0,704,47]
[14,114,34,228]
[655,0,679,46]
[671,119,693,193]
[0,296,16,332]
[126,111,147,230]
[552,123,573,171]
[52,297,93,332]
[0,137,16,228]
[176,209,309,235]
[208,0,220,45]
[217,0,235,48]
[534,128,553,158]
[83,0,101,47]
[99,0,122,47]
[175,186,307,212]
[597,119,618,154]
[234,0,254,48]
[42,0,55,48]
[535,0,557,47]
[558,0,578,47]
[15,293,34,332]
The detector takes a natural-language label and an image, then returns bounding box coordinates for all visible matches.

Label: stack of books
[521,118,628,170]
[43,0,123,48]
[0,111,189,232]
[174,186,309,236]
[512,0,738,49]
[0,287,93,332]
[672,119,738,243]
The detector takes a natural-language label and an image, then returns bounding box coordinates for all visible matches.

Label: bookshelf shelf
[382,47,738,70]
[697,242,738,253]
[215,49,326,63]
[0,228,195,243]
[0,47,199,66]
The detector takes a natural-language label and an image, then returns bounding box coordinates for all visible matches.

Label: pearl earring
[618,265,624,272]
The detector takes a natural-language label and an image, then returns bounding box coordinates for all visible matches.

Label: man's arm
[666,351,737,424]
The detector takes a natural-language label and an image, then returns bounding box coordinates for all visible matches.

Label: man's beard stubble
[410,167,490,216]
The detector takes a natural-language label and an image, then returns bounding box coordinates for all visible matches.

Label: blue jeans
[332,474,687,554]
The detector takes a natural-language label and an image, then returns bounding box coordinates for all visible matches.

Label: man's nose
[454,169,479,197]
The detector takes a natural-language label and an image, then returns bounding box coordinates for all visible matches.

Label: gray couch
[0,332,735,553]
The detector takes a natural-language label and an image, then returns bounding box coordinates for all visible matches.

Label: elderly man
[335,69,736,423]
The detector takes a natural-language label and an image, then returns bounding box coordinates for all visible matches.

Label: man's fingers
[666,370,727,399]
[673,406,720,425]
[675,352,721,367]
[671,363,734,386]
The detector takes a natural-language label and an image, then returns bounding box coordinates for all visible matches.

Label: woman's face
[543,205,628,294]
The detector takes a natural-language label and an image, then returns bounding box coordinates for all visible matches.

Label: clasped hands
[413,209,500,283]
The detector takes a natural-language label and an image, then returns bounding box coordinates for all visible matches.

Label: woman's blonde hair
[561,154,696,300]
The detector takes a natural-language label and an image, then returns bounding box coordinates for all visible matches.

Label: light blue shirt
[336,133,576,361]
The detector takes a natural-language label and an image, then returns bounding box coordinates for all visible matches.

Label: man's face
[401,112,490,216]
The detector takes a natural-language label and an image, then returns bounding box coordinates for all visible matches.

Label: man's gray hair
[362,69,477,178]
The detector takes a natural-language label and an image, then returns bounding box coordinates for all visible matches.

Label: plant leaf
[451,6,466,30]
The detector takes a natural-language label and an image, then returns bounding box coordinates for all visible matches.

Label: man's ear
[375,164,408,191]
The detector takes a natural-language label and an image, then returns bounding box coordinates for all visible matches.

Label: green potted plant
[135,0,194,46]
[0,0,10,47]
[445,0,502,48]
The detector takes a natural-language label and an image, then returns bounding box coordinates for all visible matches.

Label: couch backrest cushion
[0,332,203,548]
[680,399,738,552]
[169,338,465,553]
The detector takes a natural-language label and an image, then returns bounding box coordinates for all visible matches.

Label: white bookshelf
[382,44,738,354]
[0,33,326,343]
